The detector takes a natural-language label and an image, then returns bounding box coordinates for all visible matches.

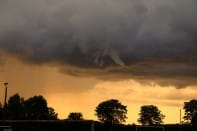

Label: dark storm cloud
[0,0,197,87]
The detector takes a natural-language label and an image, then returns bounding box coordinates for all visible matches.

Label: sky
[0,0,197,124]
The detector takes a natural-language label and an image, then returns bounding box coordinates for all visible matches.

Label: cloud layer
[0,0,197,87]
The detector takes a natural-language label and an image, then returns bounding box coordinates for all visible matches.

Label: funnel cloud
[0,0,197,87]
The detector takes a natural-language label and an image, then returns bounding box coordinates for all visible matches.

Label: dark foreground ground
[0,120,196,131]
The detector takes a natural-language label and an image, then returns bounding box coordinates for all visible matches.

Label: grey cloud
[0,0,197,87]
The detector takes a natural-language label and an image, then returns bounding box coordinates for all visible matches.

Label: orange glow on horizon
[0,57,196,124]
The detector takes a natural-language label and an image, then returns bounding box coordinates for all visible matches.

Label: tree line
[0,94,57,120]
[0,94,196,126]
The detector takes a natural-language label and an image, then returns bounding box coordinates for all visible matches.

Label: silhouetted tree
[67,112,83,120]
[7,93,24,119]
[48,107,58,120]
[0,94,58,120]
[138,105,165,125]
[95,99,127,125]
[191,113,197,125]
[183,99,197,125]
[24,95,50,120]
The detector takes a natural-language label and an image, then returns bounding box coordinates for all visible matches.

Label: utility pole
[180,109,182,125]
[4,82,8,108]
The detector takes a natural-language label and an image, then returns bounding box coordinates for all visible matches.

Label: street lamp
[4,82,8,108]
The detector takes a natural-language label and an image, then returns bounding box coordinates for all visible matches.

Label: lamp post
[4,82,8,108]
[180,109,182,125]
